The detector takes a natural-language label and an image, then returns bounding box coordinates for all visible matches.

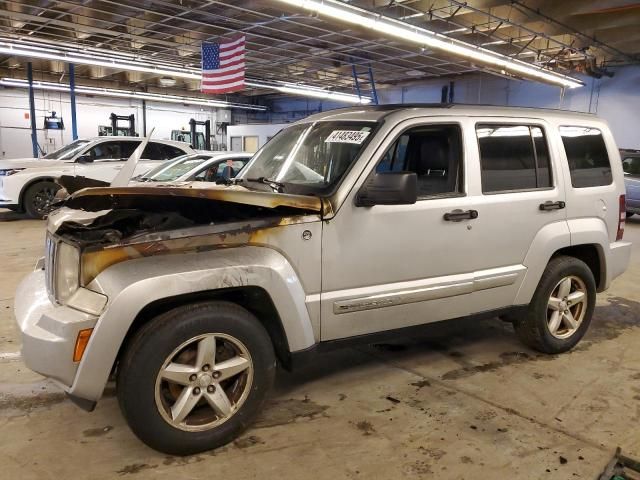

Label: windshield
[43,139,90,160]
[622,156,640,176]
[239,121,377,194]
[138,154,197,181]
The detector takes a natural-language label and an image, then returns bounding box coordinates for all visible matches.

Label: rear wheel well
[19,177,56,208]
[115,287,292,375]
[552,244,603,291]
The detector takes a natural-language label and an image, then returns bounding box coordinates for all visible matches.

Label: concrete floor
[1,209,639,480]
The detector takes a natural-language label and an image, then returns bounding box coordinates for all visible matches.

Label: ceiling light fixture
[272,0,583,89]
[0,37,370,103]
[0,78,267,111]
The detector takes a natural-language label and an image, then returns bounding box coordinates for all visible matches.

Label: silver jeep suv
[15,105,631,455]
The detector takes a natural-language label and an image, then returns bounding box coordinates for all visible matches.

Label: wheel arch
[115,286,292,374]
[18,176,57,209]
[551,244,605,292]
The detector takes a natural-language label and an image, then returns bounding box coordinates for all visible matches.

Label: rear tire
[514,256,596,354]
[627,211,635,218]
[116,301,276,455]
[23,180,60,218]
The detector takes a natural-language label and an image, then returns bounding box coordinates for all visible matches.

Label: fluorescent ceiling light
[273,0,583,89]
[246,80,370,104]
[0,37,369,103]
[0,78,267,111]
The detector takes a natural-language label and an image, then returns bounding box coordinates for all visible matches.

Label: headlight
[0,168,25,176]
[55,242,80,303]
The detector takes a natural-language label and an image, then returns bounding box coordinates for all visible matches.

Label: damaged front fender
[72,246,317,402]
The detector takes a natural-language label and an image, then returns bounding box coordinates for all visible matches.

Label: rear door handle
[539,201,565,211]
[443,209,479,221]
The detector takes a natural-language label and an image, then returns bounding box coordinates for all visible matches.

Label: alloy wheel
[546,275,588,339]
[154,333,253,432]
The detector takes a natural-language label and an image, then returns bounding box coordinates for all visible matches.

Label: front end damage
[16,184,326,403]
[49,185,328,288]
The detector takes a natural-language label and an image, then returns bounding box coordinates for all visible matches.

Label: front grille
[45,234,57,299]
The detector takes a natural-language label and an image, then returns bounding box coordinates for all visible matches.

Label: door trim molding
[331,265,525,315]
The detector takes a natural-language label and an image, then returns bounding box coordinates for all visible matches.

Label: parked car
[134,152,252,184]
[15,105,631,455]
[0,137,194,217]
[620,149,640,217]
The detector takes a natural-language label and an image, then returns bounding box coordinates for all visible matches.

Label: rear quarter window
[559,126,612,188]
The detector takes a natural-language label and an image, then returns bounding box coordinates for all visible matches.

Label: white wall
[226,123,288,151]
[0,88,227,158]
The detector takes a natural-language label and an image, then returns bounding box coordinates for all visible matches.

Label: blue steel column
[69,63,78,140]
[367,66,379,105]
[27,62,38,157]
[351,64,362,102]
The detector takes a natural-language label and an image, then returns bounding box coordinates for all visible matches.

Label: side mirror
[76,155,93,164]
[355,171,418,207]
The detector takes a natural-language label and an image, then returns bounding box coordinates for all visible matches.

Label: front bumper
[15,269,98,390]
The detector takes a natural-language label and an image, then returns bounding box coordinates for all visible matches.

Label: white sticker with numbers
[325,130,371,144]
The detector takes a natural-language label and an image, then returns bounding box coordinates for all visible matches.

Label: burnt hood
[67,184,325,214]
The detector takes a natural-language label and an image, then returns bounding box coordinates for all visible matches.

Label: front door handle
[443,209,479,222]
[539,201,565,211]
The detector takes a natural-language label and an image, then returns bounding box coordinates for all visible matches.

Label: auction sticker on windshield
[325,130,371,144]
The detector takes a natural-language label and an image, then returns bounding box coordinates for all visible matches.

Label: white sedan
[0,137,194,217]
[134,152,252,184]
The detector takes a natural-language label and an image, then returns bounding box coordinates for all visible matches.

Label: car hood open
[67,183,325,214]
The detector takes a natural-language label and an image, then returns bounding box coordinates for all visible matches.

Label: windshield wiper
[245,177,285,192]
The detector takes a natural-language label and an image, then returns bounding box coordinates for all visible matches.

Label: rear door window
[476,124,552,193]
[559,126,612,188]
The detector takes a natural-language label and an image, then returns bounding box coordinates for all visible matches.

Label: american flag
[201,36,246,94]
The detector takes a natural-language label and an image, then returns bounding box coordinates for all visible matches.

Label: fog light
[73,328,93,362]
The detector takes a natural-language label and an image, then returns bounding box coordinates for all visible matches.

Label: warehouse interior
[1,1,639,478]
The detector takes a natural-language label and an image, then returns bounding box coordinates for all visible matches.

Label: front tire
[23,180,60,218]
[116,301,276,455]
[514,256,596,354]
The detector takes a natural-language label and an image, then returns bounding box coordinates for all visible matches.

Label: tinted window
[622,156,640,176]
[560,126,612,188]
[161,144,187,160]
[142,142,164,160]
[194,159,248,182]
[477,124,552,193]
[85,141,123,161]
[120,141,141,159]
[376,124,463,198]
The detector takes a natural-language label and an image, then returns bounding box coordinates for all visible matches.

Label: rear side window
[559,126,612,188]
[161,144,188,159]
[476,124,552,193]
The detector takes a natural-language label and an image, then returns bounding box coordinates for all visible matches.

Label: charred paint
[69,185,324,213]
[57,186,325,285]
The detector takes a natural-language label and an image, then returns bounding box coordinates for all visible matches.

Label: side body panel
[320,115,568,340]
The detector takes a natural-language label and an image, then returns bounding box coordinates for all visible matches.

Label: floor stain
[418,446,446,460]
[0,392,65,411]
[411,380,431,389]
[162,455,204,466]
[403,460,433,475]
[234,435,265,449]
[254,398,329,428]
[441,352,534,380]
[116,463,157,476]
[83,425,113,437]
[354,420,376,436]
